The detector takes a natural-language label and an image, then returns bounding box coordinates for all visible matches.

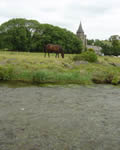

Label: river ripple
[0,84,120,150]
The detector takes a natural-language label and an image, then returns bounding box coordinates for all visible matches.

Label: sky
[0,0,120,40]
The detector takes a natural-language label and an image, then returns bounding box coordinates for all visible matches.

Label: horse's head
[61,49,64,58]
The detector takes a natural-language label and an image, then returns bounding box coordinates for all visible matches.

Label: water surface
[0,83,120,150]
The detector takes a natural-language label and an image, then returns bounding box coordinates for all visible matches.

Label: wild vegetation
[73,50,98,62]
[0,18,120,85]
[0,51,120,85]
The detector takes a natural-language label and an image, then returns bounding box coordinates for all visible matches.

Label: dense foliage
[0,18,82,53]
[101,37,120,56]
[73,51,98,62]
[87,36,120,56]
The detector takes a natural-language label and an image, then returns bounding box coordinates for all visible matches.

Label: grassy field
[0,51,120,85]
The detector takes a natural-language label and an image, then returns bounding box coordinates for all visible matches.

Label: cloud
[0,0,120,39]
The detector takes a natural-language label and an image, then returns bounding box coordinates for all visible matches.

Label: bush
[88,48,94,52]
[111,75,120,85]
[73,51,98,62]
[0,66,14,80]
[92,71,114,84]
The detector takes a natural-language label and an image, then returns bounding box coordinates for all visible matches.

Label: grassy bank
[0,51,120,85]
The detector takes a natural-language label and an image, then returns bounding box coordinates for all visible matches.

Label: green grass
[0,51,120,85]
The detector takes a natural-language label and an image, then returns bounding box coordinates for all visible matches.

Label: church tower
[76,22,87,50]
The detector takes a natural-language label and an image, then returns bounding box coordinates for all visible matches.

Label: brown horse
[44,44,64,58]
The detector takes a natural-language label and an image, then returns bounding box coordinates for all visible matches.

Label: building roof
[77,22,84,33]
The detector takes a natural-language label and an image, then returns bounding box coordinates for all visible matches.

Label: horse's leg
[56,53,57,58]
[58,53,59,58]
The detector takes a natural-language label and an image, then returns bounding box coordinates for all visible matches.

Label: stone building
[76,22,87,50]
[87,45,102,55]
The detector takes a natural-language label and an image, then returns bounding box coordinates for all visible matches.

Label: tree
[111,38,120,56]
[0,18,83,53]
[100,36,120,56]
[87,39,94,45]
[0,18,40,51]
[109,35,120,42]
[94,39,103,47]
[101,43,112,55]
[29,23,82,53]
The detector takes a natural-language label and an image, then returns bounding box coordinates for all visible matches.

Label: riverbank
[0,51,120,85]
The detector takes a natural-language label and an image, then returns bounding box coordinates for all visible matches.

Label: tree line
[0,18,83,54]
[87,35,120,56]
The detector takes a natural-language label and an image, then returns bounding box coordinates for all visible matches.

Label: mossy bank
[0,51,120,85]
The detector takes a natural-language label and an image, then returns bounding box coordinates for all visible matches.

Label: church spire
[77,22,84,33]
[76,21,87,50]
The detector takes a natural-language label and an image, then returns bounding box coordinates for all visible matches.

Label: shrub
[88,48,94,52]
[73,51,98,62]
[0,66,14,80]
[92,71,114,84]
[112,75,120,85]
[92,70,120,84]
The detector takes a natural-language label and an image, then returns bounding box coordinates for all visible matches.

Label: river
[0,83,120,150]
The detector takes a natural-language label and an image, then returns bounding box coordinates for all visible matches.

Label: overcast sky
[0,0,120,40]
